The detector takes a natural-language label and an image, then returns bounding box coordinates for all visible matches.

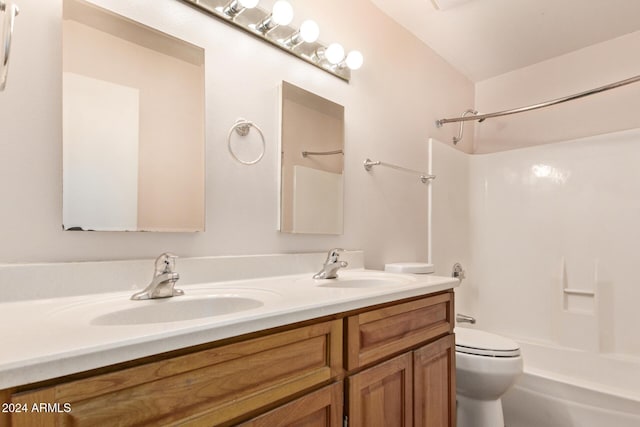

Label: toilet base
[457,394,505,427]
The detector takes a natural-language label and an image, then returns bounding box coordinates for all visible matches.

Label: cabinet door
[238,382,343,427]
[347,353,413,427]
[413,334,456,427]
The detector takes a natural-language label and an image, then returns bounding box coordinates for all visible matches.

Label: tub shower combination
[434,74,640,426]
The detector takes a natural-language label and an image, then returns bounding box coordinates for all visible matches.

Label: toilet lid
[455,328,521,357]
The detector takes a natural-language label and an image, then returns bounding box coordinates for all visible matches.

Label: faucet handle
[326,248,344,262]
[155,252,178,275]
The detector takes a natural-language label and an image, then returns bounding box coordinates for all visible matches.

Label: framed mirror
[62,0,205,232]
[278,82,345,234]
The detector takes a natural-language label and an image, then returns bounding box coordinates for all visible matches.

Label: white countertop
[0,268,458,389]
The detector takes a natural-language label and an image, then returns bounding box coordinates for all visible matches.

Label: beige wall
[0,0,473,268]
[474,30,640,153]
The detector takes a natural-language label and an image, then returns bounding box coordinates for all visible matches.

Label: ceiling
[370,0,640,82]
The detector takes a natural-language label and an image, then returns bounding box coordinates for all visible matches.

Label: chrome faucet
[313,248,348,279]
[456,313,476,325]
[131,253,184,300]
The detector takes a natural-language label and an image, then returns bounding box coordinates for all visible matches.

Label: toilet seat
[455,328,521,358]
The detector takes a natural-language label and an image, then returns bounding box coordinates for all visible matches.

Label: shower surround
[431,128,640,425]
[465,128,640,359]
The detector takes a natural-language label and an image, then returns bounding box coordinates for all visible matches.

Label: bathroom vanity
[0,253,457,426]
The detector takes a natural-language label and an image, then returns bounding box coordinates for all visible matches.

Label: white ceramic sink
[44,288,282,326]
[91,295,265,325]
[87,272,415,326]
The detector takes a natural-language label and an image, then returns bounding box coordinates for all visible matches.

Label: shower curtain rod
[435,73,640,127]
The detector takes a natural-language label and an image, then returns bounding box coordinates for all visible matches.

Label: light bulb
[346,50,364,70]
[272,0,294,26]
[238,0,259,7]
[222,0,257,18]
[325,43,345,65]
[299,20,320,43]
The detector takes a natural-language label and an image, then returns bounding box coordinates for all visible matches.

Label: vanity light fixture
[221,0,259,18]
[255,0,293,34]
[179,0,362,82]
[282,19,319,47]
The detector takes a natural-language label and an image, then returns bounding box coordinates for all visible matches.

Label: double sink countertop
[0,256,458,390]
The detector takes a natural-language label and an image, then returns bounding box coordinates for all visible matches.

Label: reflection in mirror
[279,82,345,234]
[62,0,205,231]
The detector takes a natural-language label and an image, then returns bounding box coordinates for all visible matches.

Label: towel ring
[227,118,265,165]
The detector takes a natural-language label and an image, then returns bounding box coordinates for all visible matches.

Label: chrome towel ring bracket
[0,1,19,91]
[227,118,266,165]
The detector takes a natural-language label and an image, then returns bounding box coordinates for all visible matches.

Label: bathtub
[501,339,640,427]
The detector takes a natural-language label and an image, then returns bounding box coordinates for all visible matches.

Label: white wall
[0,0,474,266]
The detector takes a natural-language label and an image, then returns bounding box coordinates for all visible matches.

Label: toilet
[455,327,523,427]
[383,262,522,426]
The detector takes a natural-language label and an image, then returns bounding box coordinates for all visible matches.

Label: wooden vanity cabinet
[346,291,456,427]
[3,290,454,427]
[8,320,343,427]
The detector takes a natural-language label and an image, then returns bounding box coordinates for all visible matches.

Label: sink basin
[80,288,283,326]
[91,295,264,325]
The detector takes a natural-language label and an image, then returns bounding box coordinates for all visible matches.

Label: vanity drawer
[10,320,343,427]
[346,292,453,370]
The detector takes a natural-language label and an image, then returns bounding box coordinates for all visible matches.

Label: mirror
[279,82,345,234]
[62,0,205,232]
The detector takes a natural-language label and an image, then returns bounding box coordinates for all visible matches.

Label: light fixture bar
[179,0,354,82]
